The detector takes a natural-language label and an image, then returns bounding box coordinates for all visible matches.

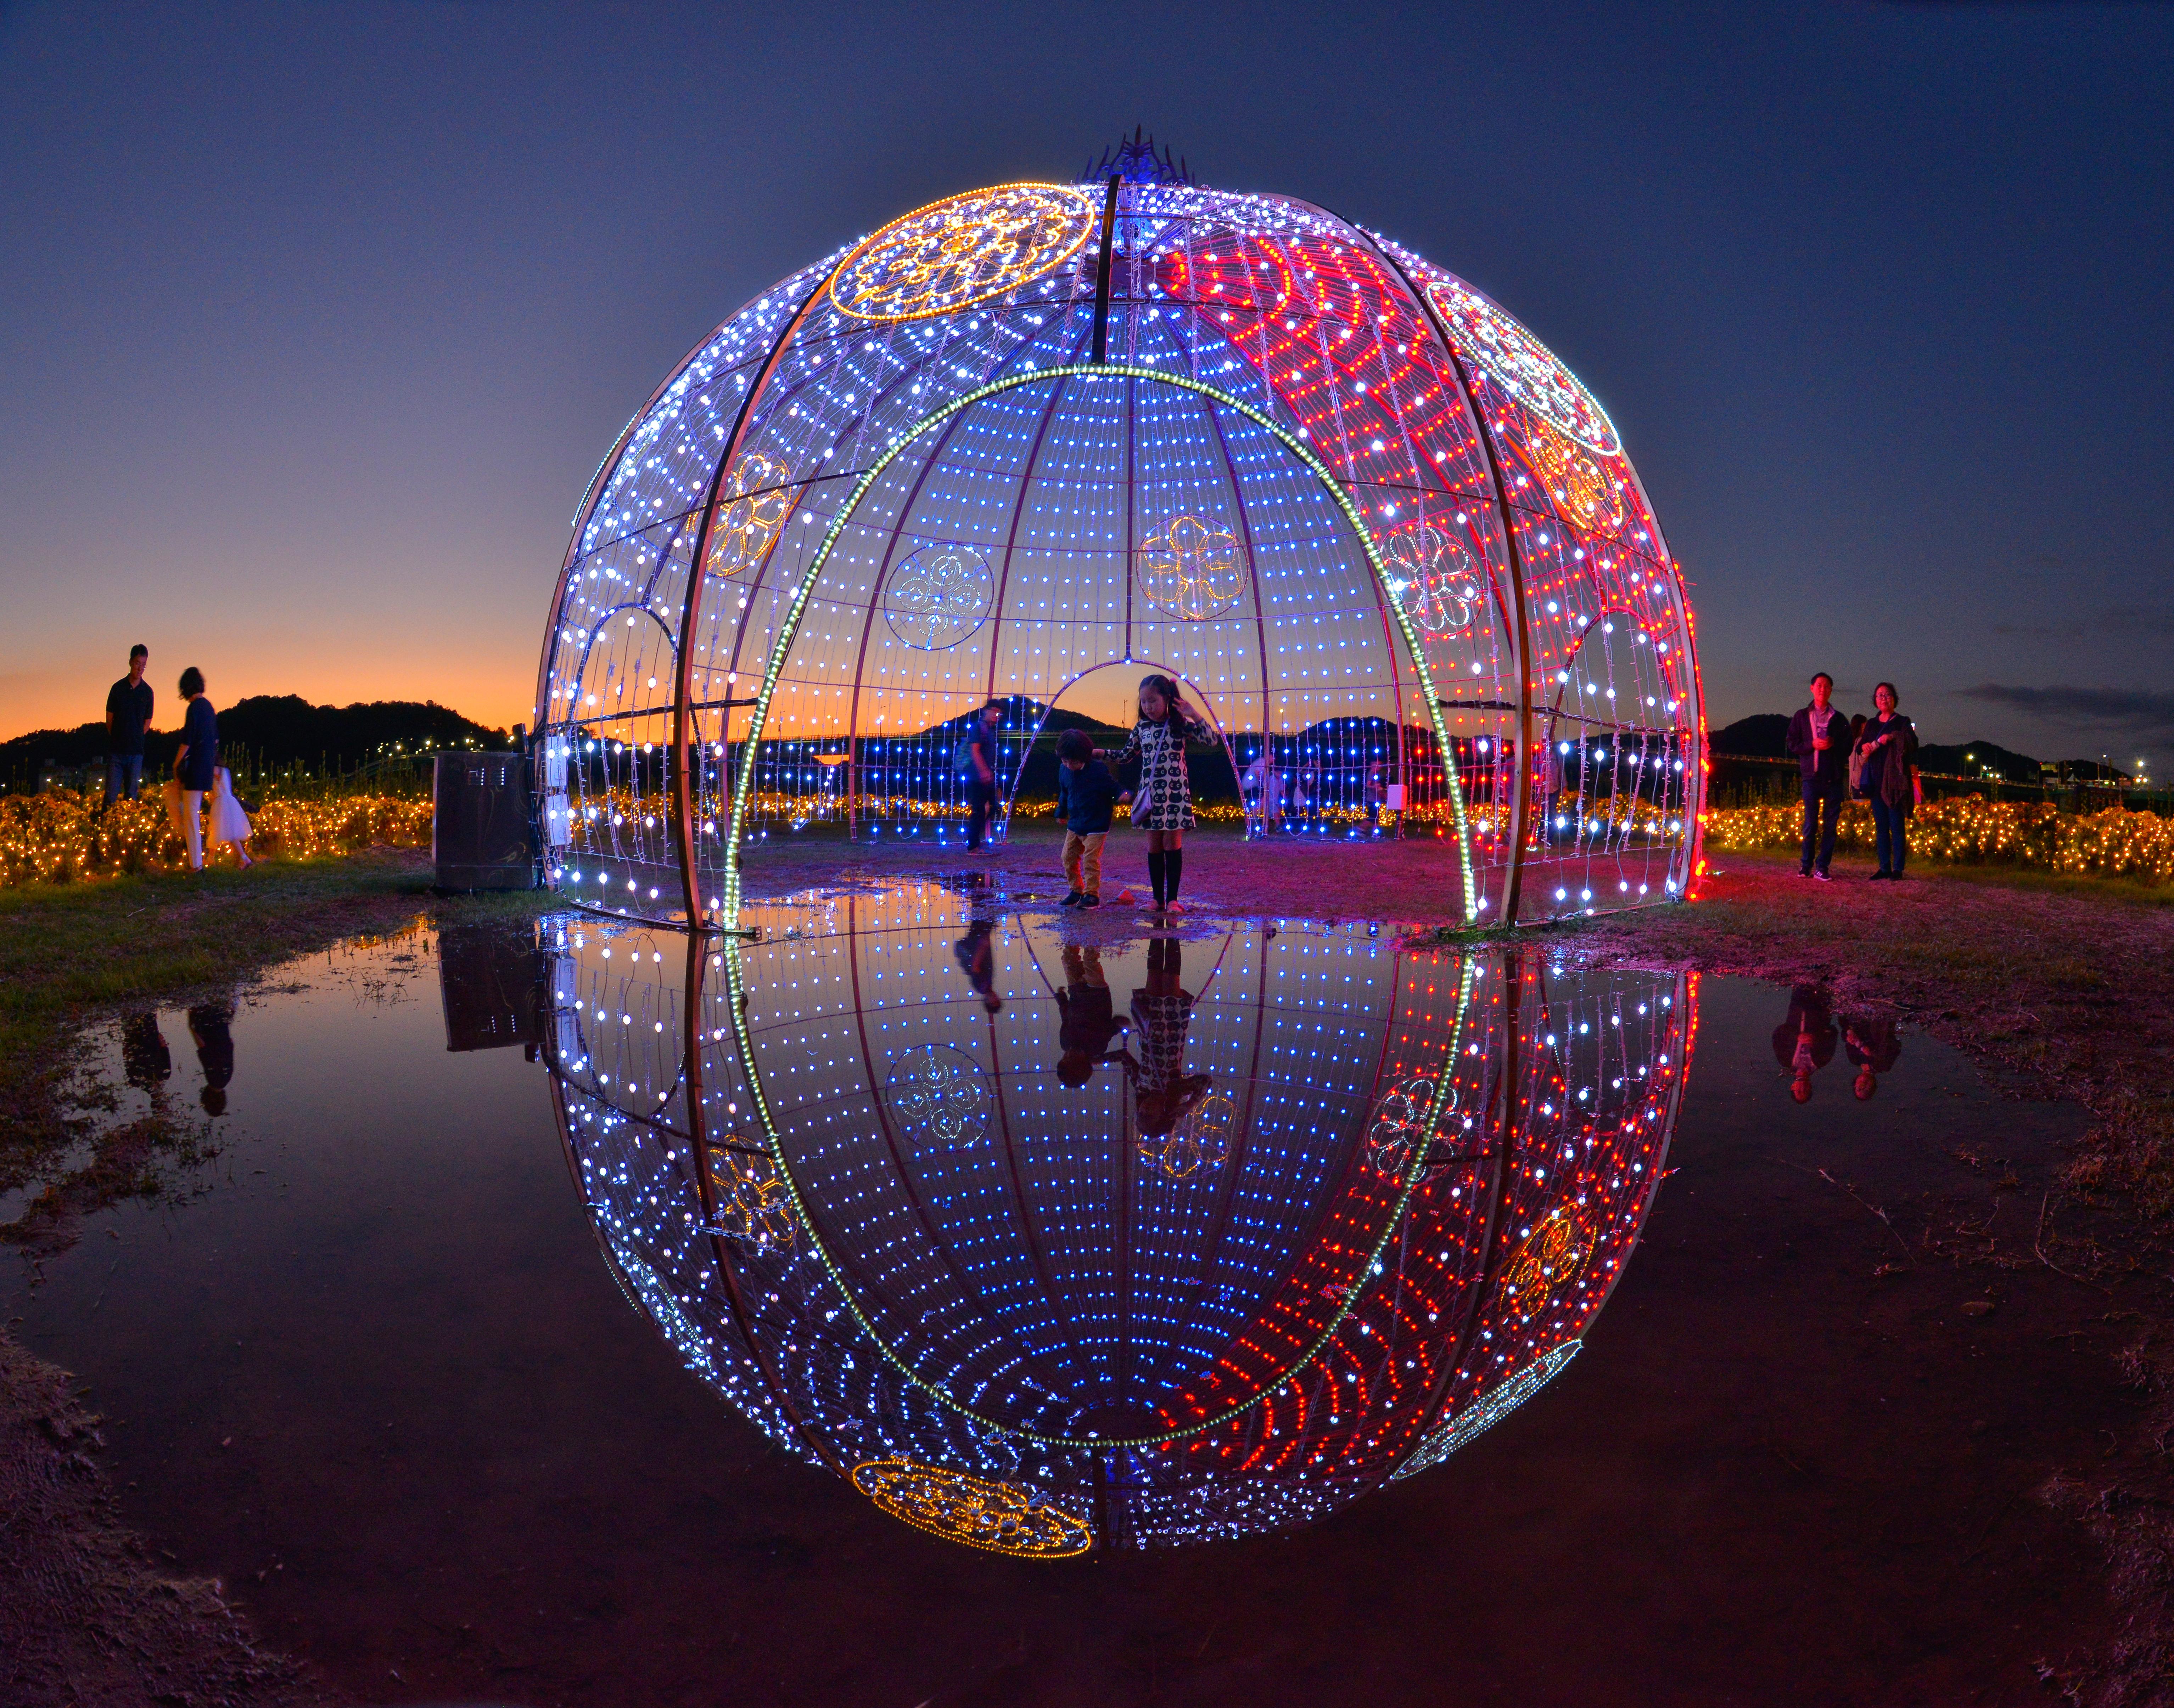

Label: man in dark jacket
[103,643,154,806]
[962,700,1002,852]
[1784,672,1850,880]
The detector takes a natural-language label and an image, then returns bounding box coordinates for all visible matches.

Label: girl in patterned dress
[1113,674,1210,917]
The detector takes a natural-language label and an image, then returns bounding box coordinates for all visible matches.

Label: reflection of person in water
[952,915,1002,1013]
[187,1000,236,1115]
[1120,937,1212,1136]
[121,1012,172,1091]
[1056,944,1127,1088]
[1843,1012,1902,1101]
[1770,985,1838,1104]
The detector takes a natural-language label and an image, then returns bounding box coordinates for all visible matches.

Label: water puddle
[3,878,2122,1705]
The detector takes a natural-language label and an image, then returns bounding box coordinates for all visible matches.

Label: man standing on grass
[1785,672,1849,881]
[103,643,153,807]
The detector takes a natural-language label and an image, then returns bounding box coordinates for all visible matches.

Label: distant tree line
[3,694,512,790]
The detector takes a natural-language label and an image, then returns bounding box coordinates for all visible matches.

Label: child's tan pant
[1063,830,1106,895]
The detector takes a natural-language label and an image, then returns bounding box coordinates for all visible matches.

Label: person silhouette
[1055,944,1126,1088]
[1843,1012,1903,1101]
[1770,985,1838,1104]
[121,1011,171,1091]
[949,882,1002,1013]
[1121,937,1211,1138]
[187,1000,235,1115]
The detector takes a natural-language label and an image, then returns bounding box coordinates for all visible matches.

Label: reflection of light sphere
[851,1458,1093,1557]
[1365,1072,1444,1176]
[545,893,1696,1551]
[1138,1088,1239,1180]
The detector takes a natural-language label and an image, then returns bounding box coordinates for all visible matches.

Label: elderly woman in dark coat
[1850,682,1919,881]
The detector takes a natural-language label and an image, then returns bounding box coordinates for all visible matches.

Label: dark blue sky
[3,0,2169,767]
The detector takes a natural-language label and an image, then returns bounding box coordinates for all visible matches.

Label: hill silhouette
[3,695,510,787]
[1916,739,2043,784]
[1710,713,1791,758]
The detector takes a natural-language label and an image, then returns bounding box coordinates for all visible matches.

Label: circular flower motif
[1379,522,1482,637]
[1498,1210,1594,1321]
[1364,1073,1444,1178]
[1138,1089,1237,1181]
[706,453,793,580]
[852,1458,1093,1557]
[887,1043,990,1148]
[831,184,1097,323]
[884,542,995,651]
[1138,514,1244,622]
[1426,280,1619,455]
[708,1141,796,1252]
[1524,418,1624,536]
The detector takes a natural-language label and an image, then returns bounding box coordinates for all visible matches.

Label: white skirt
[208,768,252,843]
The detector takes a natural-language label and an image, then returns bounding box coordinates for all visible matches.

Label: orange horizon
[0,646,539,748]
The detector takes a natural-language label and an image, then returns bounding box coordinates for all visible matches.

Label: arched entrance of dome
[997,658,1243,839]
[719,365,1480,922]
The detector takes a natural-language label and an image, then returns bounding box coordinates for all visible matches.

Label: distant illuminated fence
[1708,752,2172,816]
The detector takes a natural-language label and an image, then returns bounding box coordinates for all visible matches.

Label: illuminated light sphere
[543,881,1697,1552]
[534,134,1704,926]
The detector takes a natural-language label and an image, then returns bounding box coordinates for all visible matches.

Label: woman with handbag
[1850,682,1920,881]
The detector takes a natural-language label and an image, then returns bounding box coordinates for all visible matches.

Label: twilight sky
[2,1,2170,767]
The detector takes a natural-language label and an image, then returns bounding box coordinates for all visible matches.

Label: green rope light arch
[716,363,1484,925]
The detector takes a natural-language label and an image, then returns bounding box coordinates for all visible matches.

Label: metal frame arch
[1607,464,1708,897]
[671,254,858,929]
[995,653,1246,845]
[719,364,1483,926]
[1343,229,1545,925]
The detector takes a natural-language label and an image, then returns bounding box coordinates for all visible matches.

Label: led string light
[531,179,1702,929]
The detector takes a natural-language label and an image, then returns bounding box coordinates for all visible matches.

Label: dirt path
[1,1331,330,1708]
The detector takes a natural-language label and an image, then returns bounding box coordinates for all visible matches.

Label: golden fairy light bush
[1703,798,2174,885]
[0,787,433,886]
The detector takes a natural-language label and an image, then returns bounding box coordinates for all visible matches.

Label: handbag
[1912,770,1924,809]
[162,776,186,839]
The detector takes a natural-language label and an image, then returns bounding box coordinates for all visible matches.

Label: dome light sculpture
[535,140,1705,926]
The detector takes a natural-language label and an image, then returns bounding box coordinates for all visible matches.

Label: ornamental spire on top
[1084,125,1194,185]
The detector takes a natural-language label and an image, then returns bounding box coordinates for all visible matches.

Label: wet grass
[0,850,544,1245]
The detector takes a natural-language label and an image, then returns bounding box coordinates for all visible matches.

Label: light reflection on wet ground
[1,880,2124,1705]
